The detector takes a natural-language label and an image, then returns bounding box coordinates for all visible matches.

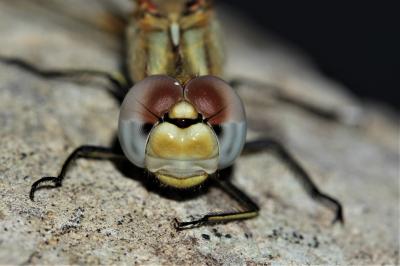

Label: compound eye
[118,75,183,167]
[185,76,247,168]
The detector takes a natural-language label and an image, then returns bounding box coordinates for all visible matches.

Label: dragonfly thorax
[128,0,224,84]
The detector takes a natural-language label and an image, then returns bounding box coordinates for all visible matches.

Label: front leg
[243,139,344,224]
[29,145,127,201]
[174,175,260,230]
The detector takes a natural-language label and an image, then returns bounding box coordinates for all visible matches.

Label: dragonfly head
[118,75,246,188]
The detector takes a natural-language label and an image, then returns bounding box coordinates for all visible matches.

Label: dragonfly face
[118,75,246,188]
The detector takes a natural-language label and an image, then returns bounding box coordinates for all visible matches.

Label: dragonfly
[0,0,343,230]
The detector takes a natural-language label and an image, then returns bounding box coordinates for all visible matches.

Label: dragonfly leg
[243,139,344,224]
[29,145,127,201]
[174,176,259,230]
[0,55,130,101]
[230,77,352,123]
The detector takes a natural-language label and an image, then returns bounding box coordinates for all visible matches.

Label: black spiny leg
[0,55,130,101]
[230,77,353,124]
[174,176,260,230]
[243,139,344,224]
[29,145,127,201]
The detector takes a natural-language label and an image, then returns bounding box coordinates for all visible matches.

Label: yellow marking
[147,31,174,76]
[147,123,218,159]
[208,212,259,221]
[169,101,198,119]
[157,172,208,188]
[182,28,208,76]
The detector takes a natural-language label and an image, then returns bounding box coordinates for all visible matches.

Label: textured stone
[0,1,398,265]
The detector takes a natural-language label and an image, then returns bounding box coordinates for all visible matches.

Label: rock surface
[0,1,398,265]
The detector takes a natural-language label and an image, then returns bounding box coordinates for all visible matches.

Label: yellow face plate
[145,121,219,188]
[147,122,218,160]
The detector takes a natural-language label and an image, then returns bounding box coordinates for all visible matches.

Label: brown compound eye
[118,75,183,167]
[185,76,247,169]
[185,75,245,124]
[120,75,183,123]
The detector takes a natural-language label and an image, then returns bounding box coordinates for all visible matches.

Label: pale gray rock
[0,1,398,265]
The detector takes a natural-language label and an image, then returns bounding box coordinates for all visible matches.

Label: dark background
[221,1,399,109]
